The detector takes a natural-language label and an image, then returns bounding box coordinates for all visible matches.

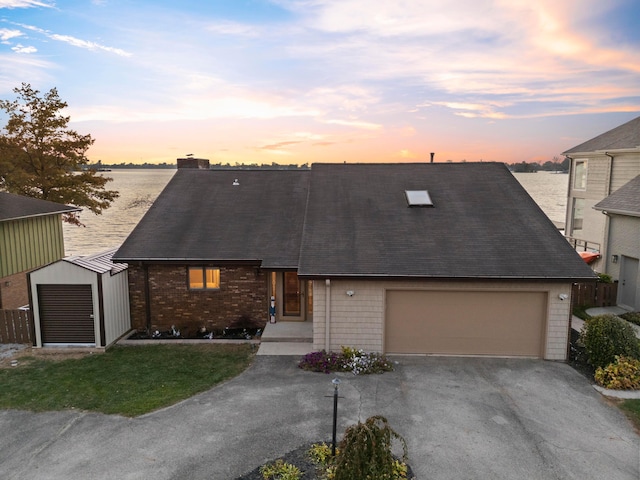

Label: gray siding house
[563,115,640,272]
[594,175,640,310]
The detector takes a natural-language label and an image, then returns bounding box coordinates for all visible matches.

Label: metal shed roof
[65,248,128,275]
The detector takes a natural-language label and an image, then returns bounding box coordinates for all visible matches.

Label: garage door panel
[385,290,546,357]
[38,284,95,344]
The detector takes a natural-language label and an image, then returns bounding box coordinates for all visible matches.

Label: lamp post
[332,377,340,456]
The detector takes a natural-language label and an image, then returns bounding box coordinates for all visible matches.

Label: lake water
[62,169,568,257]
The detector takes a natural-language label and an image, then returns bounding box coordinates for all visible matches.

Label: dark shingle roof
[298,163,595,280]
[114,169,310,268]
[0,191,80,222]
[115,162,595,281]
[563,115,640,154]
[594,175,640,217]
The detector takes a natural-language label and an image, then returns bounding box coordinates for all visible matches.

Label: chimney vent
[430,152,435,163]
[177,158,210,169]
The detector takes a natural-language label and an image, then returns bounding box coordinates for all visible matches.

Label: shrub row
[579,314,640,390]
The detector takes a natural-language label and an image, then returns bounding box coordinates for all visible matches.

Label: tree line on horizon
[89,159,569,172]
[510,157,570,173]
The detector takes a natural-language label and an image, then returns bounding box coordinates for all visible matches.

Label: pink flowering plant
[298,346,394,375]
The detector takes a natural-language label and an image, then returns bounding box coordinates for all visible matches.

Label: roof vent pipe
[430,152,435,163]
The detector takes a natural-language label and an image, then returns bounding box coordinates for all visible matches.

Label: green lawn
[0,344,255,417]
[619,399,640,431]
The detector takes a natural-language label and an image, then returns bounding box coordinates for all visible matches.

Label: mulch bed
[235,442,415,479]
[567,329,596,382]
[235,443,321,480]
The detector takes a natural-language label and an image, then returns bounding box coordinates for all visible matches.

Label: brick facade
[0,270,30,309]
[127,264,268,335]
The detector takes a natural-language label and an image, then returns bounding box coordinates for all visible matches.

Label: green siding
[0,215,65,277]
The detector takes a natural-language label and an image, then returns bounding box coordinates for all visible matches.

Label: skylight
[405,190,433,207]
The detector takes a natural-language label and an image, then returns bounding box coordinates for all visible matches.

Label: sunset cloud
[0,0,638,165]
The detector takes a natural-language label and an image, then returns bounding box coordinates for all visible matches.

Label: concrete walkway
[572,306,640,338]
[257,320,314,356]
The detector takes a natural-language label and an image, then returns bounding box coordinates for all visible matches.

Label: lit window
[573,160,587,190]
[188,267,220,290]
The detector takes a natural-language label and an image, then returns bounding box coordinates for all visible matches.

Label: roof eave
[563,147,640,156]
[298,273,598,282]
[1,206,82,222]
[594,207,640,217]
[111,257,263,266]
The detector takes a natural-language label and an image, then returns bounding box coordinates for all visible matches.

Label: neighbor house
[593,175,640,311]
[563,115,640,272]
[114,160,596,360]
[0,192,79,309]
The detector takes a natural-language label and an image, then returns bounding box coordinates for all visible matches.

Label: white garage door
[385,290,547,357]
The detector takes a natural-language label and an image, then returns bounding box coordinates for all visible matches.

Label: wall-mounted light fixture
[611,255,619,264]
[346,290,355,297]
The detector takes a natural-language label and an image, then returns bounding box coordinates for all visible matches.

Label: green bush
[595,356,640,390]
[259,459,302,480]
[621,311,640,327]
[333,415,408,480]
[579,314,640,369]
[597,272,613,283]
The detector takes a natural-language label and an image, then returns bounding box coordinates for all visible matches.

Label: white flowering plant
[341,346,394,375]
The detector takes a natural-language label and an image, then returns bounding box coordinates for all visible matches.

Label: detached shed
[28,249,131,348]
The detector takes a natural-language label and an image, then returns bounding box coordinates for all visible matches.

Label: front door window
[283,272,301,316]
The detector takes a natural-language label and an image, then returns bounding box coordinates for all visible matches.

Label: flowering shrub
[341,346,394,375]
[298,350,346,374]
[595,356,640,390]
[298,347,394,375]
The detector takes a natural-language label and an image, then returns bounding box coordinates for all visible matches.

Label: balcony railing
[565,236,600,253]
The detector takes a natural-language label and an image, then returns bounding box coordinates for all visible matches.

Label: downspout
[604,152,614,196]
[325,279,331,351]
[144,264,152,333]
[601,152,615,266]
[564,156,573,235]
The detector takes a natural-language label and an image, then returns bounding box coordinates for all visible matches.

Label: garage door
[38,284,95,345]
[385,290,547,356]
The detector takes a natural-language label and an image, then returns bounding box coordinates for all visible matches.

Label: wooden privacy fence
[0,309,33,344]
[572,282,618,309]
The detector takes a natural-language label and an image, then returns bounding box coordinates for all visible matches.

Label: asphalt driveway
[0,356,638,479]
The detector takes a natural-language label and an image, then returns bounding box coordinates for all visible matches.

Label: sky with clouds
[1,0,639,165]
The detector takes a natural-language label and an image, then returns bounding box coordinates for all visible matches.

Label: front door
[619,256,639,310]
[271,272,313,322]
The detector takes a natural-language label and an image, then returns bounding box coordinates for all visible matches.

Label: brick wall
[127,264,267,335]
[0,270,30,310]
